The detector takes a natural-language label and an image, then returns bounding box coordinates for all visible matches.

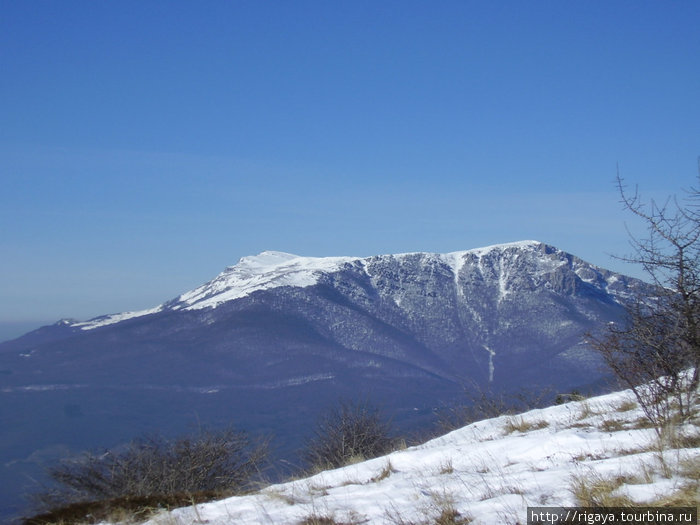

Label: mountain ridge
[54,240,632,333]
[1,240,646,393]
[0,240,651,522]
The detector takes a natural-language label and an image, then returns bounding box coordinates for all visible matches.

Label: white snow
[70,306,164,330]
[174,251,358,311]
[441,251,467,297]
[460,239,542,258]
[484,345,496,382]
[126,388,699,525]
[66,251,358,329]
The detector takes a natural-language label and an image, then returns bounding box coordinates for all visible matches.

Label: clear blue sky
[1,1,699,340]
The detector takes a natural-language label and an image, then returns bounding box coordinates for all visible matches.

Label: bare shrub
[590,171,700,432]
[437,383,553,433]
[303,399,395,471]
[555,390,586,405]
[591,313,698,432]
[29,427,268,521]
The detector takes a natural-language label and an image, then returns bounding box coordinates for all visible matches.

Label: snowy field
[124,388,698,525]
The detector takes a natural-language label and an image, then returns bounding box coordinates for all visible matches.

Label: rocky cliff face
[0,241,648,520]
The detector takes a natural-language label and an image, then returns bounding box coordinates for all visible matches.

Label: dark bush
[28,427,268,521]
[303,399,395,470]
[23,492,219,525]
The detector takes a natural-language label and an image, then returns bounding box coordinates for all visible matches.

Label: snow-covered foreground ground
[134,389,699,524]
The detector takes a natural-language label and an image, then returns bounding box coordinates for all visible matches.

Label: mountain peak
[463,239,543,255]
[175,251,359,312]
[234,251,300,271]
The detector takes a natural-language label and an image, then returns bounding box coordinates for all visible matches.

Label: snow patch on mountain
[462,239,541,257]
[484,345,496,382]
[175,251,359,311]
[70,306,164,331]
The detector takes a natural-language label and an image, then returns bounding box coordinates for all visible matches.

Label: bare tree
[591,168,700,429]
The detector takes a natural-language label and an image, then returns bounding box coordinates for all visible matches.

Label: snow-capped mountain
[0,241,650,521]
[42,240,643,390]
[64,240,637,331]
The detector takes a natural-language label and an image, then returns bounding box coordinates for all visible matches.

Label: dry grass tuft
[650,482,699,507]
[614,399,638,412]
[384,490,473,525]
[428,490,473,525]
[438,458,455,475]
[576,400,598,420]
[569,472,636,507]
[434,507,473,525]
[264,487,299,506]
[371,460,396,483]
[297,514,345,525]
[599,418,626,432]
[297,509,366,525]
[503,416,549,434]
